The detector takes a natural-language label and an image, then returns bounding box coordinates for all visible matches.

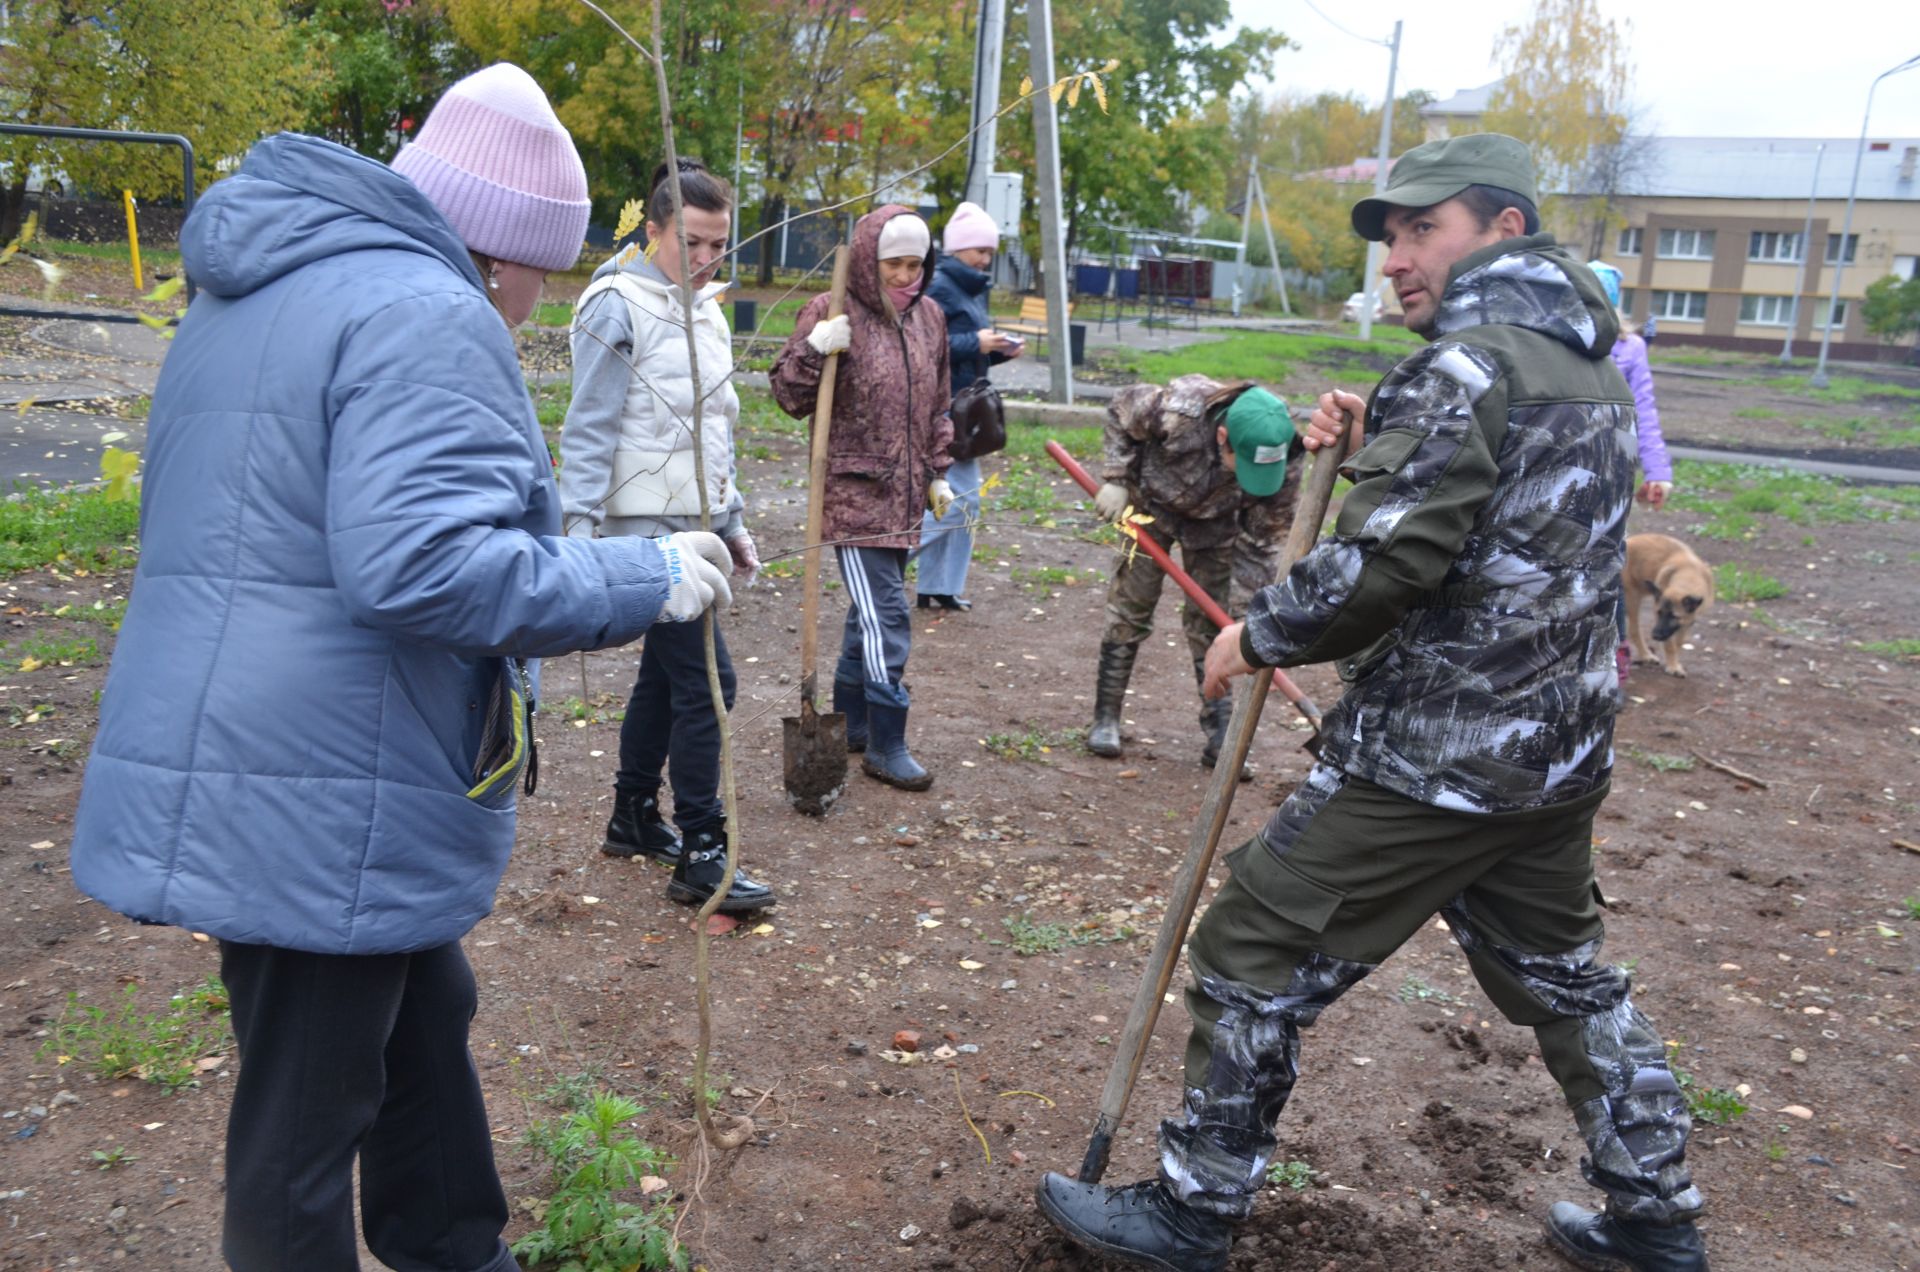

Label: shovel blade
[782,706,848,816]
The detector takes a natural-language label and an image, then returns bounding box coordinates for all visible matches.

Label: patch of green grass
[1627,748,1695,773]
[512,1091,685,1271]
[1807,414,1920,448]
[4,634,101,670]
[527,378,571,431]
[999,912,1130,956]
[1397,975,1464,1007]
[979,723,1086,761]
[1010,564,1101,595]
[1107,330,1408,386]
[993,465,1068,526]
[736,390,804,438]
[531,300,573,328]
[1901,896,1920,920]
[1764,1138,1789,1162]
[1667,460,1920,542]
[1000,420,1100,463]
[41,237,183,269]
[1773,373,1920,405]
[1734,406,1782,420]
[1666,1042,1746,1126]
[1266,1159,1316,1190]
[1863,637,1920,658]
[42,978,232,1094]
[0,483,141,574]
[1714,562,1788,603]
[1651,347,1774,369]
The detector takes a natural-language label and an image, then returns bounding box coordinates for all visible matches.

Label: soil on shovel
[2,379,1919,1272]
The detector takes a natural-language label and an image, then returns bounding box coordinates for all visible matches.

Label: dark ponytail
[647,157,734,227]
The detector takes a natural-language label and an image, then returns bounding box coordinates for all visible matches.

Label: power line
[1299,0,1392,49]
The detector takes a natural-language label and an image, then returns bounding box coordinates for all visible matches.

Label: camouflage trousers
[1101,520,1231,675]
[1162,764,1704,1226]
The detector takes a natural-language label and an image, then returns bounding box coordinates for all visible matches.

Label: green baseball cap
[1350,132,1538,242]
[1225,387,1294,497]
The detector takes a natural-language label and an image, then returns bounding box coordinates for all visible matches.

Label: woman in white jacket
[559,158,774,912]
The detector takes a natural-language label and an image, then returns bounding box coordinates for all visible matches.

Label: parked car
[1342,290,1387,323]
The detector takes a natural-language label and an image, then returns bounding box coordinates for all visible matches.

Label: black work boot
[1035,1174,1231,1272]
[862,702,932,791]
[667,824,776,913]
[1198,695,1253,782]
[1545,1202,1709,1271]
[601,789,682,864]
[1088,640,1135,758]
[833,675,869,753]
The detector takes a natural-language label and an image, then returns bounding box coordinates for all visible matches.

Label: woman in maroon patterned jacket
[772,205,954,791]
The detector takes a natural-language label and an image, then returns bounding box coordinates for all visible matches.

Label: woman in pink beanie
[72,62,732,1272]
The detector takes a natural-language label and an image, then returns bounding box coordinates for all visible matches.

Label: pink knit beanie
[392,63,590,272]
[943,201,1000,253]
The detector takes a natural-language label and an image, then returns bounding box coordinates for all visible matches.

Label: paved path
[1666,444,1920,485]
[0,315,164,488]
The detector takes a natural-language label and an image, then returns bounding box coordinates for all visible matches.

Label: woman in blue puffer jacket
[69,65,732,1272]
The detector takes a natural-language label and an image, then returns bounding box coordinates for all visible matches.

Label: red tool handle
[1044,440,1323,732]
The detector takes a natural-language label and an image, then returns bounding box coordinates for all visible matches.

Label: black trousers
[616,617,736,833]
[219,941,518,1272]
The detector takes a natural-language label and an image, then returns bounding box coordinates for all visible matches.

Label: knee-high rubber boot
[1088,641,1136,758]
[833,674,869,753]
[1194,660,1254,781]
[862,703,933,791]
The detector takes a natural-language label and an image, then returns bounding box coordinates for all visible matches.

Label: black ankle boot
[1088,641,1135,758]
[602,789,682,864]
[833,676,868,753]
[1035,1174,1231,1272]
[862,702,932,791]
[667,824,776,913]
[917,593,971,611]
[1544,1202,1709,1271]
[1197,696,1253,781]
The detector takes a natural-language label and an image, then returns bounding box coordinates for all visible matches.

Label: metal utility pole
[1812,51,1920,387]
[1357,19,1403,341]
[1232,165,1256,317]
[963,0,1007,208]
[1027,0,1073,403]
[1781,142,1824,363]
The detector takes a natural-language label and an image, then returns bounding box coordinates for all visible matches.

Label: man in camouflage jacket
[1088,376,1302,772]
[1040,135,1709,1272]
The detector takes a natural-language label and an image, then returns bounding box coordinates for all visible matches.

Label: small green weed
[0,483,141,574]
[1733,406,1781,419]
[1714,562,1788,603]
[1628,748,1696,773]
[1901,897,1920,920]
[512,1091,685,1271]
[980,724,1086,761]
[4,634,101,670]
[1010,564,1100,595]
[1764,1138,1788,1162]
[43,978,232,1094]
[737,391,804,438]
[740,442,776,462]
[1000,912,1129,956]
[527,378,571,432]
[91,1145,136,1170]
[1665,1043,1746,1126]
[1864,638,1920,658]
[1266,1159,1316,1190]
[1396,975,1463,1007]
[760,556,803,580]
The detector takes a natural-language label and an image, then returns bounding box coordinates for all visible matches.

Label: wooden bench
[998,295,1074,358]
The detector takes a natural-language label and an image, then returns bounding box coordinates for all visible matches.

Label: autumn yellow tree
[1482,0,1633,229]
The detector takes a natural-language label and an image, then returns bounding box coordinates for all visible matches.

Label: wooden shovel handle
[798,246,851,709]
[1079,432,1350,1184]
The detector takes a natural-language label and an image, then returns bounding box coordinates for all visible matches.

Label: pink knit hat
[943,201,1000,253]
[392,64,590,272]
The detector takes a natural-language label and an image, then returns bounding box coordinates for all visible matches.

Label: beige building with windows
[1594,137,1919,358]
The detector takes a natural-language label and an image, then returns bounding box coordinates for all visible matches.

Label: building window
[1747,231,1802,263]
[1822,299,1848,329]
[1739,294,1797,325]
[1651,290,1708,321]
[1618,226,1643,255]
[1824,233,1858,264]
[1657,228,1715,260]
[1621,287,1636,314]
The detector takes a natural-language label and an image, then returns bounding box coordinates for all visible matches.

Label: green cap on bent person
[1225,387,1294,497]
[1350,133,1537,242]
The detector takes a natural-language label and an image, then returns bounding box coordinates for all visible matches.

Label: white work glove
[928,478,954,520]
[655,531,734,622]
[725,529,760,586]
[805,313,851,357]
[1093,482,1131,523]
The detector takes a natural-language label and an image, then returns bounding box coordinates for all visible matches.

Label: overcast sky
[1229,0,1920,144]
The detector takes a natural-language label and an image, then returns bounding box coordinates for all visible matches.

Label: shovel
[783,245,853,815]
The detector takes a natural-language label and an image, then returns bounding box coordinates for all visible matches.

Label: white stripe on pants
[835,546,912,708]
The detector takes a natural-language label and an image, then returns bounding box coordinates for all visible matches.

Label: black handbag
[948,379,1006,462]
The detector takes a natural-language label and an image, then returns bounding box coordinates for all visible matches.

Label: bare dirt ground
[1,305,1918,1271]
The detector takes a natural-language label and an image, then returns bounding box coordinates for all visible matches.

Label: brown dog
[1624,533,1716,677]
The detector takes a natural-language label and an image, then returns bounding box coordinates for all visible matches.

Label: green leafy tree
[289,0,479,161]
[0,0,316,242]
[1483,0,1633,226]
[1862,272,1920,345]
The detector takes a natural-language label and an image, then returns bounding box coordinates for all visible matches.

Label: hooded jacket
[559,251,744,538]
[770,206,953,550]
[1239,235,1636,815]
[70,134,671,956]
[926,252,1007,395]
